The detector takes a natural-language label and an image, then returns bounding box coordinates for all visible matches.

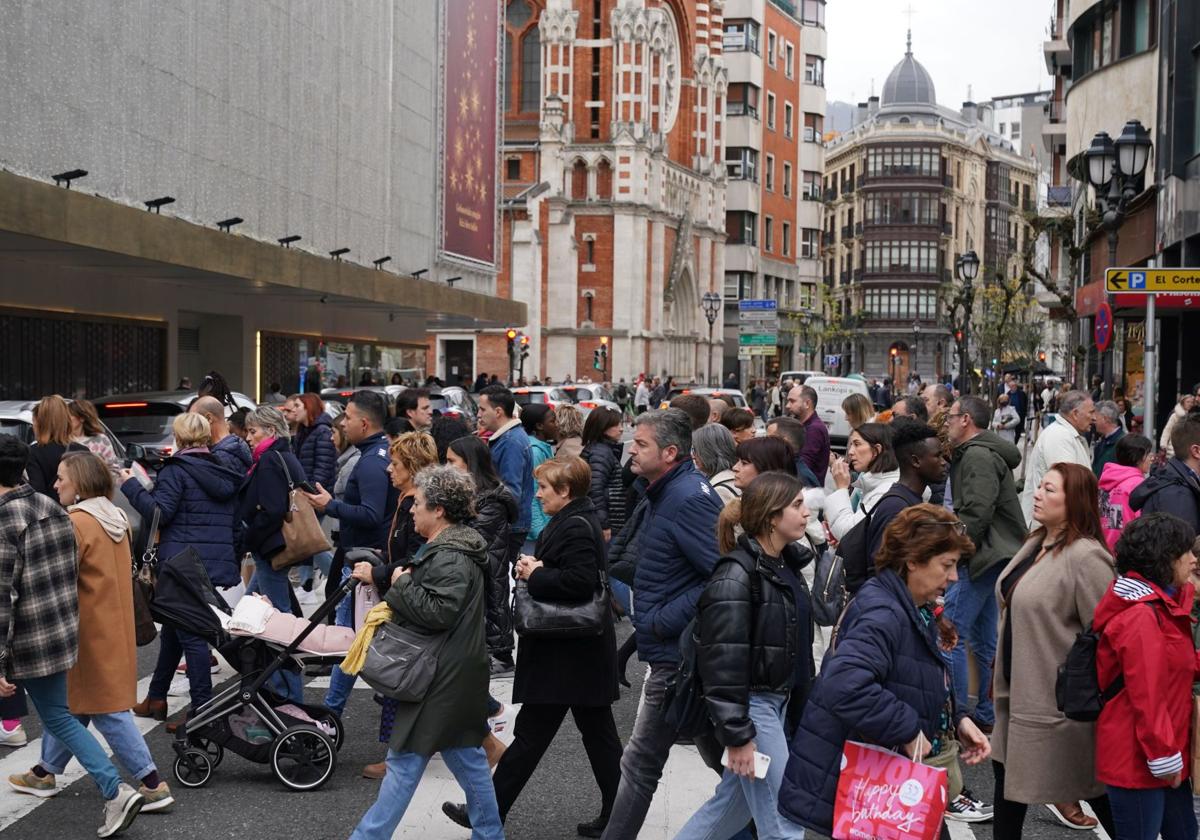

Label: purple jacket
[799,413,831,485]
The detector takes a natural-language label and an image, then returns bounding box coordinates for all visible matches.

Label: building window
[502,34,512,111]
[725,271,753,299]
[801,0,826,27]
[765,154,775,191]
[785,43,795,78]
[804,55,824,86]
[725,147,759,181]
[783,162,793,197]
[802,170,822,200]
[596,158,613,199]
[767,31,777,67]
[727,83,760,118]
[782,222,792,256]
[864,191,941,225]
[506,158,521,180]
[803,112,823,143]
[801,228,820,258]
[722,19,760,53]
[864,240,939,273]
[727,211,758,246]
[784,102,794,138]
[764,217,774,252]
[767,92,776,130]
[519,27,541,112]
[865,145,941,177]
[1011,121,1020,140]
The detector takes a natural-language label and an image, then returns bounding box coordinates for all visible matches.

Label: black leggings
[992,760,1114,840]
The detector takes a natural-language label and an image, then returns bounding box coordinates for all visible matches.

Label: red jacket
[1093,573,1200,788]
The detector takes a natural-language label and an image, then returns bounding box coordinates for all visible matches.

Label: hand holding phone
[298,481,319,494]
[721,745,770,779]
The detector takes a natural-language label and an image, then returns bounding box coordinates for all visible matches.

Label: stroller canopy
[150,546,232,638]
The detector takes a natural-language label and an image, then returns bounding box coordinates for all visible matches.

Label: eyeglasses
[914,519,968,536]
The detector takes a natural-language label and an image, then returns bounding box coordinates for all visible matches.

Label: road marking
[945,818,977,840]
[1079,801,1112,840]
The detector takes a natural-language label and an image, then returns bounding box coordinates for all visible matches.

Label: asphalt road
[0,620,1116,840]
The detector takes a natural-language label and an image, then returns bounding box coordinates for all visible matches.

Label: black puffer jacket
[583,439,626,532]
[697,534,815,747]
[471,482,518,654]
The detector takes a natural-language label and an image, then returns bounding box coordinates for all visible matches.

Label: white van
[801,376,873,451]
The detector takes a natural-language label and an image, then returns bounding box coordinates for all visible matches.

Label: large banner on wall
[441,0,499,267]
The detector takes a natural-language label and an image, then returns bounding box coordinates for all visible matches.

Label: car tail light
[580,401,598,409]
[104,402,149,409]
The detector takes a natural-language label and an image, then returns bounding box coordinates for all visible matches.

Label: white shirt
[1019,415,1091,526]
[634,382,650,407]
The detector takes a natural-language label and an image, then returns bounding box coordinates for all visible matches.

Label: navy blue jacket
[122,450,242,587]
[489,421,534,533]
[778,569,954,835]
[631,459,723,664]
[1129,457,1200,534]
[211,434,252,474]
[324,431,398,550]
[234,438,307,562]
[293,415,337,490]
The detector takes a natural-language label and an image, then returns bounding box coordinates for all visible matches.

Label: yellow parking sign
[1106,268,1200,293]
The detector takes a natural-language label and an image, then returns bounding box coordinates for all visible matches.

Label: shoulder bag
[131,507,160,647]
[271,452,332,571]
[513,515,612,639]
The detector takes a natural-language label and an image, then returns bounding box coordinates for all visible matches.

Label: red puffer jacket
[1093,573,1200,788]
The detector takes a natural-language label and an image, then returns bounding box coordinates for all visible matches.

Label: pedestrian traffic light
[600,336,608,365]
[992,358,999,366]
[593,349,602,370]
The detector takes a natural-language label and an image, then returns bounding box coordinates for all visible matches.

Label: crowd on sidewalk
[2,369,1200,840]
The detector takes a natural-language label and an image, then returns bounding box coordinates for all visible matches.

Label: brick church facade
[436,0,728,385]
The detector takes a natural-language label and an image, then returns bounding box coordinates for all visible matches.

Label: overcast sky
[824,0,1054,107]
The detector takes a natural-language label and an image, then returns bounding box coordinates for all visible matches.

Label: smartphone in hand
[298,481,319,494]
[721,749,771,779]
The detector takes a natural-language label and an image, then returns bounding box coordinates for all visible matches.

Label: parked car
[0,400,143,538]
[512,385,575,410]
[320,385,402,415]
[94,390,257,467]
[657,387,764,432]
[429,386,478,429]
[557,384,621,415]
[779,370,823,384]
[800,375,873,452]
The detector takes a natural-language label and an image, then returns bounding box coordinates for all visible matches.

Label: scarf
[249,436,277,475]
[340,603,394,675]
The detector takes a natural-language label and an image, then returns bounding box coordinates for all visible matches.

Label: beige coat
[991,535,1115,803]
[66,509,138,715]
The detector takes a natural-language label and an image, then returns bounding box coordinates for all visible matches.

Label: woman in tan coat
[992,462,1115,839]
[7,452,174,812]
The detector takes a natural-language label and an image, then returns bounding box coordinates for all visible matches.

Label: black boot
[577,814,609,838]
[442,802,471,829]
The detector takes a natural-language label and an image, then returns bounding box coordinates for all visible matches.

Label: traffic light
[954,330,964,344]
[593,349,602,370]
[600,336,608,366]
[519,334,530,363]
[1038,350,1047,362]
[505,328,517,357]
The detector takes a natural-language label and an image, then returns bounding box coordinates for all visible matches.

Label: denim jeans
[600,664,682,840]
[23,672,121,800]
[349,746,504,840]
[313,550,334,578]
[942,561,1001,725]
[610,579,633,616]
[673,693,805,840]
[323,565,357,715]
[1106,784,1197,840]
[248,553,304,702]
[147,625,212,707]
[40,711,156,781]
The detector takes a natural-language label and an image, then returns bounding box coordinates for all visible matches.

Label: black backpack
[835,489,907,597]
[1056,623,1125,722]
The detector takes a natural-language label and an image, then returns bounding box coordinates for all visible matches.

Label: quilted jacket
[0,485,80,679]
[778,568,955,835]
[698,534,815,747]
[122,449,242,587]
[293,414,338,490]
[631,459,723,664]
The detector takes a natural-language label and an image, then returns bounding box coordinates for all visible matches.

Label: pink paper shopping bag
[831,741,948,840]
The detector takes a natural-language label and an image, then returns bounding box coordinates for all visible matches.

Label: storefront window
[260,334,426,396]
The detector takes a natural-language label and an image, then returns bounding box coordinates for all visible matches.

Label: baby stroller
[149,547,356,792]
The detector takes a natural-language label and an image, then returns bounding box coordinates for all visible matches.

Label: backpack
[1056,623,1126,722]
[811,546,847,627]
[834,489,908,598]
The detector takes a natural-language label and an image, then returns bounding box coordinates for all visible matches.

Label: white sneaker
[294,586,319,606]
[945,793,993,823]
[166,675,191,698]
[97,783,144,837]
[0,724,27,747]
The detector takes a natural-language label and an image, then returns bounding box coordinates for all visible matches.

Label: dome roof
[881,31,937,106]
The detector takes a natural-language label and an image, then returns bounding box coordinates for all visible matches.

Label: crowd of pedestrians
[5,370,1200,840]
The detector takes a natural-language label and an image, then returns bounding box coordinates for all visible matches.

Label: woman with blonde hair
[27,395,85,498]
[9,451,173,811]
[554,404,585,459]
[841,392,875,431]
[124,413,243,724]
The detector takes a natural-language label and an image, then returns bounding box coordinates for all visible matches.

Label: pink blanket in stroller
[229,606,356,656]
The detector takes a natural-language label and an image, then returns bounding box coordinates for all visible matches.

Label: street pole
[706,321,714,385]
[1145,256,1158,450]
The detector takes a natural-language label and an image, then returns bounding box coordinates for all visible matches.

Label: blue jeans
[147,625,212,707]
[248,553,304,703]
[610,579,632,616]
[942,561,1001,725]
[673,693,804,840]
[41,711,156,781]
[349,746,504,840]
[313,550,334,578]
[323,565,356,715]
[23,672,121,800]
[1106,783,1197,840]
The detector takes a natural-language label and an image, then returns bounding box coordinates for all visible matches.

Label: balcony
[1008,191,1020,207]
[842,180,855,196]
[824,187,837,201]
[841,225,851,240]
[855,222,863,236]
[853,268,864,282]
[1043,20,1071,75]
[822,231,834,245]
[941,220,952,236]
[1043,99,1066,154]
[861,169,946,187]
[862,217,944,232]
[840,270,850,285]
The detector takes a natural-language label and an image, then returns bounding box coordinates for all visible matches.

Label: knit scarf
[339,602,394,675]
[248,436,277,475]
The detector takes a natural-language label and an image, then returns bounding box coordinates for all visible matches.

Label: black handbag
[131,507,160,647]
[512,516,612,639]
[360,621,450,702]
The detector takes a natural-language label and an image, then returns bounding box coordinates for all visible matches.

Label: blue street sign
[738,299,778,311]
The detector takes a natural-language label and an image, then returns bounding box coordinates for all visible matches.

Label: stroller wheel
[270,726,337,792]
[314,711,344,752]
[173,749,214,788]
[188,736,225,768]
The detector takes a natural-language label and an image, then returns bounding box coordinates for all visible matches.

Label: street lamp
[701,291,721,385]
[911,320,921,379]
[955,250,980,394]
